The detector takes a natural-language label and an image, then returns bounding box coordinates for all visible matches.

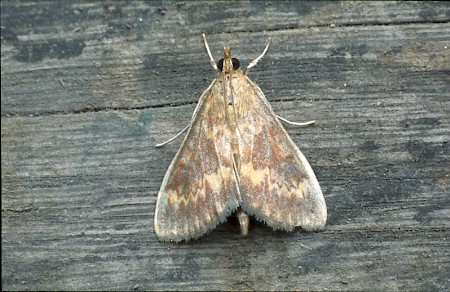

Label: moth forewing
[154,78,240,242]
[231,73,327,232]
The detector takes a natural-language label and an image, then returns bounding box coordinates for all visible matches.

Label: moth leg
[202,34,219,72]
[244,37,272,75]
[155,123,190,148]
[276,115,316,127]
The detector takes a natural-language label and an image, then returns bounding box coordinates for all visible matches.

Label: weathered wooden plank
[2,1,450,291]
[2,104,449,290]
[1,1,449,115]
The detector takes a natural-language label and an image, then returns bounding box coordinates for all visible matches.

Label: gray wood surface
[2,1,449,290]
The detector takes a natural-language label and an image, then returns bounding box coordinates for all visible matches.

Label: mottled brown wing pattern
[154,80,240,242]
[234,73,327,231]
[156,36,327,242]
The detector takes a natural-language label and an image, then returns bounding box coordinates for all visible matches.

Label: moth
[154,34,327,242]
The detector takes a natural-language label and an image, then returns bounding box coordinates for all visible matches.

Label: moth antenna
[245,37,271,75]
[202,34,219,72]
[276,115,316,127]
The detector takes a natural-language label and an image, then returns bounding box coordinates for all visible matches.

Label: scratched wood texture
[2,1,449,291]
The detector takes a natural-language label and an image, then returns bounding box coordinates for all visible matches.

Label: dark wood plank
[2,1,449,291]
[2,1,449,115]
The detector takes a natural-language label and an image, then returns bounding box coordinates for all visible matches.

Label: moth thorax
[225,83,236,105]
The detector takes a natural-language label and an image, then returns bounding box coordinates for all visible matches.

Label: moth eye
[217,59,224,70]
[216,58,240,71]
[232,58,240,70]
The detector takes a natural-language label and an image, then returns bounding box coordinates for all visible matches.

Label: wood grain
[2,1,449,290]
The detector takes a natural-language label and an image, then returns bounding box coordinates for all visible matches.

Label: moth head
[217,46,240,72]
